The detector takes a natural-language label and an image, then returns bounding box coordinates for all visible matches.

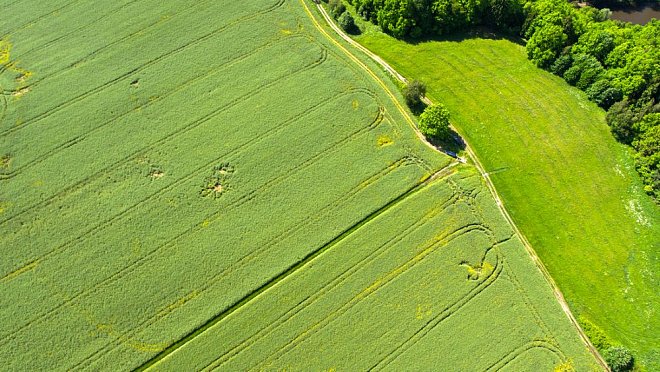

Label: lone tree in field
[403,80,426,110]
[603,346,634,372]
[419,104,451,139]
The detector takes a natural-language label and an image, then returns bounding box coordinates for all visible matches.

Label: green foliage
[432,0,481,34]
[526,23,568,68]
[338,10,359,34]
[578,316,613,351]
[348,0,524,38]
[419,104,451,139]
[522,0,588,43]
[329,0,347,18]
[403,79,426,109]
[563,53,604,90]
[606,99,639,143]
[586,79,622,109]
[571,24,615,64]
[550,51,572,76]
[603,346,635,372]
[375,0,416,38]
[483,0,526,33]
[632,114,660,198]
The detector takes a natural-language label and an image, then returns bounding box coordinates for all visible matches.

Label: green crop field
[356,27,660,369]
[0,0,600,370]
[153,169,596,371]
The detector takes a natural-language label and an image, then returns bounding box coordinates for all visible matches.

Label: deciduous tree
[419,104,451,139]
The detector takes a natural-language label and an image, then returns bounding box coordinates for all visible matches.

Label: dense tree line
[343,0,659,199]
[346,0,526,37]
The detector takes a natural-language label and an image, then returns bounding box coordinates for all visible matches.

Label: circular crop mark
[148,167,164,180]
[459,260,494,281]
[377,135,393,147]
[201,163,235,199]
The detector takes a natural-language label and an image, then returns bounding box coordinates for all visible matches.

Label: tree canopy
[403,79,427,109]
[419,104,451,139]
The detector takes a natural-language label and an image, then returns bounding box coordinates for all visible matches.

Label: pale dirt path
[309,2,609,370]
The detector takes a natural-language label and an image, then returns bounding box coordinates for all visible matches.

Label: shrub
[329,0,346,19]
[606,100,639,144]
[551,53,573,77]
[603,346,634,372]
[403,80,426,109]
[563,54,605,90]
[578,316,612,351]
[587,79,623,109]
[632,115,660,198]
[526,24,568,69]
[419,104,451,139]
[338,11,358,34]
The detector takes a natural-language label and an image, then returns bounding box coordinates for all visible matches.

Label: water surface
[610,3,660,24]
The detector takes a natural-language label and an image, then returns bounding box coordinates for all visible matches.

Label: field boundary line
[135,162,458,371]
[202,186,462,370]
[309,2,608,370]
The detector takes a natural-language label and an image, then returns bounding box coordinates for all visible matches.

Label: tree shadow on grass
[427,129,467,155]
[409,100,428,115]
[402,27,524,46]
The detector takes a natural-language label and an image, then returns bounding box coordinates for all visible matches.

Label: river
[609,3,660,24]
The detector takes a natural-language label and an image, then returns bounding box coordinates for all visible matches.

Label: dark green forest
[340,0,659,199]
